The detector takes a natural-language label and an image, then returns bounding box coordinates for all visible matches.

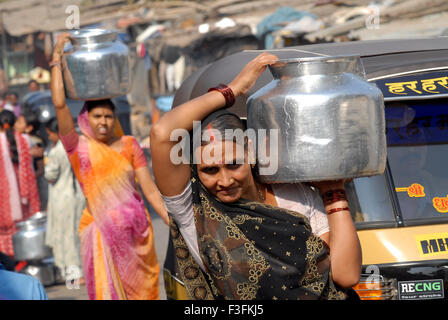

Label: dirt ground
[45,209,169,300]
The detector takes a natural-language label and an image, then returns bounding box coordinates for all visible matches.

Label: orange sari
[60,106,159,300]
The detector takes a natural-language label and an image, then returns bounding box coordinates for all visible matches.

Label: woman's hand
[309,179,349,194]
[50,32,76,135]
[310,178,361,288]
[52,32,72,61]
[228,52,278,97]
[135,166,170,225]
[51,33,73,109]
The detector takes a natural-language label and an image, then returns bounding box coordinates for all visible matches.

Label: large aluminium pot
[62,28,131,100]
[13,212,53,262]
[247,55,386,183]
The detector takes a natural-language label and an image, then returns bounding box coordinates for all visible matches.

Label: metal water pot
[62,28,131,100]
[21,259,56,287]
[247,55,386,183]
[13,212,53,262]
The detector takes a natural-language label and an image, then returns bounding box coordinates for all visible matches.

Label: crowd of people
[0,33,362,301]
[0,74,86,298]
[0,105,41,298]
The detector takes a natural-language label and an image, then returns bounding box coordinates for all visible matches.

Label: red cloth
[16,133,41,216]
[0,132,40,257]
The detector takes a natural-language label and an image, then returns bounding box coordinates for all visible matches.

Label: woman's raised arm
[150,52,278,197]
[313,180,362,288]
[135,166,169,225]
[50,33,76,136]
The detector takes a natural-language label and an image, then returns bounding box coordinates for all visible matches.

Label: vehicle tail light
[352,274,397,300]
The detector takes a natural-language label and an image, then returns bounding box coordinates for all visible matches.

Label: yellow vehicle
[164,38,448,300]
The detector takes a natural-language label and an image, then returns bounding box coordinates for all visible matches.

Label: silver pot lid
[28,211,46,221]
[15,213,47,229]
[69,28,117,46]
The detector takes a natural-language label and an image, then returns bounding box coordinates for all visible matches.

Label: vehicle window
[346,175,395,223]
[386,99,448,222]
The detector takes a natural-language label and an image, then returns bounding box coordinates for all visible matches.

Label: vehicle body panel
[167,37,448,300]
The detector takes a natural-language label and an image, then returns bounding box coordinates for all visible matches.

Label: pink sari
[60,106,159,300]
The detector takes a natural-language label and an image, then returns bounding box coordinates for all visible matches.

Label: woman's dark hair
[45,117,58,133]
[22,111,40,136]
[200,113,247,147]
[196,112,257,175]
[0,110,18,163]
[22,111,47,149]
[86,99,116,113]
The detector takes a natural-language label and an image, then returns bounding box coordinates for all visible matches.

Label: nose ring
[229,178,234,183]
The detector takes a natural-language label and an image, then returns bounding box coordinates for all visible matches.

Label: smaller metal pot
[28,211,46,221]
[21,262,55,287]
[13,213,53,262]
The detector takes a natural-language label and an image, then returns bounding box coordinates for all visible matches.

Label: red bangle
[208,84,235,108]
[327,207,350,214]
[322,189,347,205]
[324,197,347,206]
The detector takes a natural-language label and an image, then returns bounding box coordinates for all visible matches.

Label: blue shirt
[0,263,48,300]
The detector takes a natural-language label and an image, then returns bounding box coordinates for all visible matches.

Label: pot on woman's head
[62,29,131,101]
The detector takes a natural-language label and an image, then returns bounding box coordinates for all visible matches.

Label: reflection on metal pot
[62,29,131,100]
[247,55,386,183]
[13,213,53,262]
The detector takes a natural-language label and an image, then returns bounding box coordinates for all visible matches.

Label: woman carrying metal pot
[50,33,168,300]
[150,52,362,300]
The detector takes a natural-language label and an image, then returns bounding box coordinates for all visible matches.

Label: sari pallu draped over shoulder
[60,105,159,300]
[170,170,348,300]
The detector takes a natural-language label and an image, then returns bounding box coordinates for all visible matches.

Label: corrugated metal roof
[348,12,448,41]
[0,0,134,36]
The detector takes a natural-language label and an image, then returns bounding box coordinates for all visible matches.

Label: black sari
[168,109,351,300]
[168,168,349,300]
